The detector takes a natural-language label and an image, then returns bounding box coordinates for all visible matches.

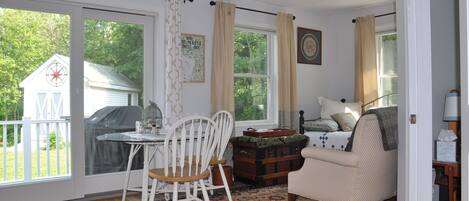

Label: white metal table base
[121,143,161,201]
[122,144,142,201]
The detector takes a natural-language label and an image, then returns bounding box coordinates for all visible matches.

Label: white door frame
[0,1,85,200]
[460,0,469,200]
[0,1,164,199]
[397,0,433,200]
[81,8,157,195]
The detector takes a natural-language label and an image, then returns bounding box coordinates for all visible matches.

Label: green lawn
[0,146,70,182]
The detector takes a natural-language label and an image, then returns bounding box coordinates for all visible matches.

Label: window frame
[376,31,398,97]
[233,26,278,127]
[81,8,158,195]
[0,1,162,198]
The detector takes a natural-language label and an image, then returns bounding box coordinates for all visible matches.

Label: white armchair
[288,114,397,201]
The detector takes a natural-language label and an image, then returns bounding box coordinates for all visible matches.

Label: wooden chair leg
[184,182,191,199]
[208,166,214,195]
[218,164,233,201]
[199,179,210,201]
[149,179,157,201]
[173,182,179,201]
[193,181,198,197]
[288,193,298,201]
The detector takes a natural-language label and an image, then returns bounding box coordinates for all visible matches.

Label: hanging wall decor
[181,33,205,83]
[297,27,322,65]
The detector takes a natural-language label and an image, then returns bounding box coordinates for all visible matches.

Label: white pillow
[318,97,362,120]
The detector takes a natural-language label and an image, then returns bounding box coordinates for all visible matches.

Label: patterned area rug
[210,185,311,201]
[94,184,312,201]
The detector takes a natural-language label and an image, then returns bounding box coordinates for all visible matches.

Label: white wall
[431,0,460,151]
[180,0,397,122]
[302,3,396,119]
[179,0,329,120]
[61,0,396,126]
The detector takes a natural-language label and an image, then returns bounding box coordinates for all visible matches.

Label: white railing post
[23,117,32,181]
[3,123,7,181]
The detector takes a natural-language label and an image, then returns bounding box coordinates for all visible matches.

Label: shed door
[35,92,64,120]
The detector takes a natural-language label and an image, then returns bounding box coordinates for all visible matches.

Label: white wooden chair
[204,111,234,201]
[148,116,220,201]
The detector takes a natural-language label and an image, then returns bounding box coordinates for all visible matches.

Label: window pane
[380,34,397,76]
[0,7,71,184]
[234,77,268,121]
[381,77,398,104]
[84,19,144,175]
[234,31,268,75]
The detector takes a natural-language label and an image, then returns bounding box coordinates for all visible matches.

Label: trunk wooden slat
[231,135,308,186]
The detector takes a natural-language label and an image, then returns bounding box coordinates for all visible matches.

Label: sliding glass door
[0,1,156,199]
[82,8,155,194]
[0,1,83,200]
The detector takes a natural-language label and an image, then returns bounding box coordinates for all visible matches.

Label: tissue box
[436,141,456,162]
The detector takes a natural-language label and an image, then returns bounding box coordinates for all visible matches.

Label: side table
[433,160,460,201]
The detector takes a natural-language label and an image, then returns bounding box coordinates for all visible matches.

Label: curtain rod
[352,12,396,23]
[209,1,296,20]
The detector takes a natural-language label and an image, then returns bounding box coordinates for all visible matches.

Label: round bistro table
[97,131,168,201]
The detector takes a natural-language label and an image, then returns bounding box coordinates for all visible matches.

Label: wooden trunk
[232,136,308,186]
[243,128,296,138]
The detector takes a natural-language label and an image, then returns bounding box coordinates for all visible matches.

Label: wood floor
[97,194,140,201]
[97,196,140,201]
[74,192,141,201]
[82,184,397,201]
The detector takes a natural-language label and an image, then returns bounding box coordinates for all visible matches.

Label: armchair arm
[301,148,358,167]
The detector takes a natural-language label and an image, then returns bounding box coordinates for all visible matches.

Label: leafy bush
[0,127,22,147]
[48,131,64,150]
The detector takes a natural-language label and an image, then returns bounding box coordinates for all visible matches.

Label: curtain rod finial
[352,19,357,23]
[210,1,216,6]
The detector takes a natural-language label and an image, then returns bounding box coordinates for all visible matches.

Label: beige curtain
[355,15,378,104]
[211,1,236,113]
[277,13,298,129]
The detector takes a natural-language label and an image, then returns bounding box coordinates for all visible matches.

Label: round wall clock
[300,33,319,61]
[46,62,68,87]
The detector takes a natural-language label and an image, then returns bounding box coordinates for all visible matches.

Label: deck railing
[0,117,71,184]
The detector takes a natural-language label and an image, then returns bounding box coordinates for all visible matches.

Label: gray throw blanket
[345,106,398,151]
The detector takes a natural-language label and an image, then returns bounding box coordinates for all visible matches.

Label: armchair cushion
[301,147,358,167]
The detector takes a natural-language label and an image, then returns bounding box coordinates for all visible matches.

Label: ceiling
[254,0,395,12]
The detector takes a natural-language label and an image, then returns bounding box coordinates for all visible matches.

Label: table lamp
[444,89,460,136]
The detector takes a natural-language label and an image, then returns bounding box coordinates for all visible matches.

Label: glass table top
[96,131,168,143]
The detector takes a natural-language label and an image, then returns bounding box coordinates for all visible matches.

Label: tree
[0,9,70,121]
[0,10,144,146]
[234,31,268,121]
[0,10,145,121]
[84,20,144,105]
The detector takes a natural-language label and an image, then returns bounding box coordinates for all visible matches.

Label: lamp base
[448,121,460,137]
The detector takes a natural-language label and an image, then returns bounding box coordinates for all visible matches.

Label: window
[376,32,398,104]
[83,10,153,177]
[234,28,276,123]
[0,6,72,184]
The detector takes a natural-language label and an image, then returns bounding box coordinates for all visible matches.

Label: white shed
[20,54,140,119]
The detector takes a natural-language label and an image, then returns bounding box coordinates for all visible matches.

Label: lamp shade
[444,90,460,121]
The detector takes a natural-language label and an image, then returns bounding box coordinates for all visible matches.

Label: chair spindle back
[211,111,234,160]
[163,116,220,177]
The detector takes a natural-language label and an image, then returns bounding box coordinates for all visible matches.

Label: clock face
[300,33,319,61]
[46,62,68,87]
